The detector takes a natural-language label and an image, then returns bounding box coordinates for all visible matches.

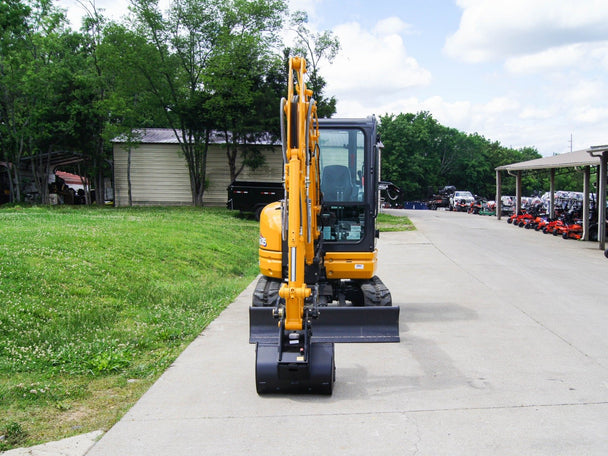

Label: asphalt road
[84,209,608,456]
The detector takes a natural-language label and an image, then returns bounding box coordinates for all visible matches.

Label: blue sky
[292,0,608,156]
[58,0,608,156]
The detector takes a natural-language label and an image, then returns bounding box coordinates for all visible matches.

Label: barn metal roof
[495,147,606,172]
[112,128,279,146]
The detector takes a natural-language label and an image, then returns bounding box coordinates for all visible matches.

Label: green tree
[288,10,339,118]
[0,0,31,201]
[205,0,286,182]
[379,112,542,201]
[379,112,446,199]
[126,0,206,206]
[0,0,127,205]
[0,0,79,203]
[98,22,168,205]
[127,0,287,204]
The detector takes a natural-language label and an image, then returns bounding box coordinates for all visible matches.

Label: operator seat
[322,165,354,201]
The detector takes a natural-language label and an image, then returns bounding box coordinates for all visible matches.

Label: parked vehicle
[520,202,545,228]
[543,218,565,235]
[227,181,283,220]
[479,200,496,216]
[501,195,515,215]
[560,220,583,239]
[467,197,485,214]
[449,190,474,211]
[516,211,534,227]
[427,185,455,210]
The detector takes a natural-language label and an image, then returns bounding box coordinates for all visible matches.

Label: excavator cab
[317,118,382,288]
[249,57,399,394]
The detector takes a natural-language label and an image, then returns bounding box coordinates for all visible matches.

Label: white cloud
[288,0,320,15]
[418,96,472,127]
[445,0,608,63]
[481,96,520,115]
[505,44,584,74]
[571,106,608,124]
[372,17,412,36]
[561,78,606,104]
[519,106,554,120]
[287,0,329,28]
[589,45,608,70]
[505,42,608,74]
[323,19,431,111]
[435,0,608,155]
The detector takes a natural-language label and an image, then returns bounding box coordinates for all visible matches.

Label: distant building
[55,171,87,192]
[112,128,283,207]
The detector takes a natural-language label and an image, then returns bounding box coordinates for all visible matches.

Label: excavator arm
[278,56,320,332]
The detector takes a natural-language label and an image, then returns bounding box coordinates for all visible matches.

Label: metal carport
[495,146,608,251]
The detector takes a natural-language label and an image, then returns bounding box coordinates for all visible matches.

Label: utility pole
[569,133,573,153]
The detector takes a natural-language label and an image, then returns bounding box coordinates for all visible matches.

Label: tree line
[379,112,585,201]
[0,0,338,205]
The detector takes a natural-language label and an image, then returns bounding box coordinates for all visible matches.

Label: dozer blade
[249,306,400,344]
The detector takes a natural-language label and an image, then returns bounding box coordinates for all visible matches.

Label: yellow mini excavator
[249,57,400,394]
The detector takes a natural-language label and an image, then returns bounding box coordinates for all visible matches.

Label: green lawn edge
[0,206,259,450]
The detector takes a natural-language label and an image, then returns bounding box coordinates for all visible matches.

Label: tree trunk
[185,131,210,207]
[127,146,133,206]
[97,166,104,205]
[225,129,237,183]
[6,163,16,203]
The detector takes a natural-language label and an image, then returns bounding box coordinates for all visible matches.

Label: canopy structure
[495,146,608,251]
[496,148,600,172]
[20,150,85,170]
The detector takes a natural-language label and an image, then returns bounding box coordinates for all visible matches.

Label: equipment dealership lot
[87,209,608,456]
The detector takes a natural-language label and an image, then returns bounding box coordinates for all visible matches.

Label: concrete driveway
[86,209,608,455]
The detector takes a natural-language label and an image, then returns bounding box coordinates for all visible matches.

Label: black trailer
[227,181,283,220]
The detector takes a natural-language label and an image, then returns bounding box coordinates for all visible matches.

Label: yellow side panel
[259,249,282,278]
[258,202,283,278]
[259,202,283,252]
[324,250,377,279]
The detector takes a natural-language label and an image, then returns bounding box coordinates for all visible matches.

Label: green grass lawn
[377,211,415,232]
[0,205,413,450]
[0,206,260,450]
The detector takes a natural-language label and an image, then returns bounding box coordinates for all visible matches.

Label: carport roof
[20,151,85,170]
[496,146,608,172]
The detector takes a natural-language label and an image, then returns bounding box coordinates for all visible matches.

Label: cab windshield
[319,129,365,203]
[318,128,366,242]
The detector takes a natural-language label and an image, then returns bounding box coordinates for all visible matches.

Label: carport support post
[496,170,502,220]
[550,169,555,219]
[583,166,590,241]
[599,151,607,251]
[515,171,522,215]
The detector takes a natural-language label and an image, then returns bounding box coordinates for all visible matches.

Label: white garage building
[112,128,283,207]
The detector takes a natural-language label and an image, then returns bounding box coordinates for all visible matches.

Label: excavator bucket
[249,306,400,344]
[255,341,335,394]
